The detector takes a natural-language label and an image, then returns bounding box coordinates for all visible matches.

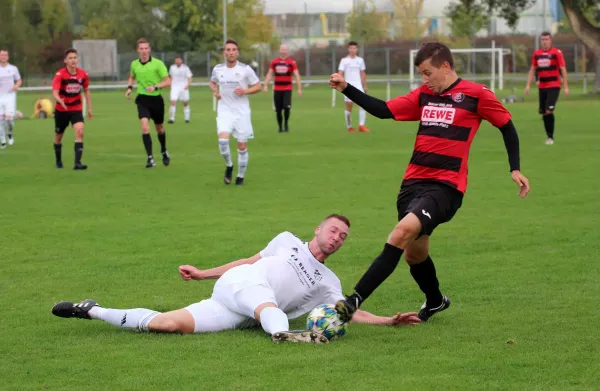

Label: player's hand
[12,85,19,92]
[524,86,530,95]
[511,170,530,199]
[87,110,93,120]
[298,89,303,97]
[146,85,156,93]
[184,84,189,90]
[329,73,348,92]
[58,99,67,110]
[263,85,268,93]
[125,89,132,99]
[364,86,368,93]
[564,86,569,96]
[389,312,421,326]
[234,87,246,96]
[179,265,204,280]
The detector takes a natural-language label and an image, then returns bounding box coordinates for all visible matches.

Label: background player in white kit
[0,49,22,148]
[51,214,421,344]
[338,42,369,133]
[209,39,261,186]
[168,55,193,124]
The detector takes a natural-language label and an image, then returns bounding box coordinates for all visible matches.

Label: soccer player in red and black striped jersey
[525,32,568,145]
[51,48,92,170]
[329,42,531,322]
[263,44,302,133]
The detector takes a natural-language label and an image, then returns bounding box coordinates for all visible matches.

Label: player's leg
[6,93,16,145]
[233,115,253,185]
[0,99,6,148]
[53,112,69,168]
[72,113,87,170]
[543,88,559,144]
[344,99,355,132]
[137,97,155,167]
[356,86,370,133]
[274,91,283,132]
[182,89,191,123]
[283,90,292,132]
[151,96,169,166]
[217,115,235,184]
[168,100,176,124]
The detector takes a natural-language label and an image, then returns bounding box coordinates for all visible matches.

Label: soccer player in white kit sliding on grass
[51,214,421,344]
[209,39,261,186]
[168,55,193,124]
[0,49,22,148]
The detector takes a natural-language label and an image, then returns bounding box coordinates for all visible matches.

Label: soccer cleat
[224,165,234,184]
[284,127,289,133]
[8,137,14,146]
[358,125,371,133]
[185,120,190,124]
[146,157,156,168]
[347,127,356,133]
[278,128,283,133]
[56,161,64,169]
[235,177,244,186]
[168,119,174,124]
[162,151,170,166]
[418,295,451,321]
[272,330,329,344]
[545,138,554,145]
[1,143,5,149]
[52,299,98,320]
[73,163,88,170]
[335,294,360,323]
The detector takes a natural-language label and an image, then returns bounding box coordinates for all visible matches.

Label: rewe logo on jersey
[65,84,81,94]
[537,58,552,67]
[275,65,289,73]
[421,106,456,125]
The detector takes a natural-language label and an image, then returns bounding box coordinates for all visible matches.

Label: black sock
[7,120,13,137]
[74,142,83,164]
[409,256,443,307]
[284,108,290,129]
[142,134,152,157]
[276,111,283,130]
[352,243,404,305]
[158,131,166,153]
[54,143,62,162]
[542,114,554,139]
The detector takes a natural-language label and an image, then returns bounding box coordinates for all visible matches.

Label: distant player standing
[263,44,302,133]
[51,48,92,170]
[0,49,22,148]
[525,32,569,145]
[168,55,193,124]
[126,38,171,168]
[210,39,261,185]
[338,41,369,133]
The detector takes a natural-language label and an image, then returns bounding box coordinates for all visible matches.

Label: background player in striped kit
[0,49,22,148]
[168,55,193,124]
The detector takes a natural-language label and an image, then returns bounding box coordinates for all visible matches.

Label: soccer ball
[306,303,347,341]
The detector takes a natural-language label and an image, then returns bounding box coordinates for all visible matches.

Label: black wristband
[154,84,159,90]
[127,85,133,90]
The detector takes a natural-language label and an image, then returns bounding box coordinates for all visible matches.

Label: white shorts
[184,265,276,333]
[216,112,254,142]
[0,93,16,118]
[170,86,190,102]
[344,84,363,103]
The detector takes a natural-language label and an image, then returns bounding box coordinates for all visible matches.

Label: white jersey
[253,232,344,319]
[210,61,260,114]
[0,64,21,95]
[338,56,365,88]
[169,64,192,87]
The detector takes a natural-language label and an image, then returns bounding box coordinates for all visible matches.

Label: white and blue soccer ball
[306,303,347,341]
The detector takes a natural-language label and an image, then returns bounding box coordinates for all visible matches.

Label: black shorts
[54,110,84,134]
[538,87,560,114]
[396,182,464,237]
[136,94,165,124]
[273,90,292,111]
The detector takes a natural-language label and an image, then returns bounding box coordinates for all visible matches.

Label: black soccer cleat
[335,294,361,323]
[235,177,244,186]
[272,330,329,344]
[56,161,64,169]
[284,127,289,133]
[52,299,98,320]
[418,295,451,322]
[168,119,174,124]
[162,151,170,166]
[278,128,283,133]
[185,120,190,124]
[73,163,88,170]
[224,165,234,184]
[146,157,156,168]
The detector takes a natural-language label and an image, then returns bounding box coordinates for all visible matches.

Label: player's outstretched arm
[179,253,263,280]
[350,310,421,326]
[329,73,393,119]
[498,120,530,199]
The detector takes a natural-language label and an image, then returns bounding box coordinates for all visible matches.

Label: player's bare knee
[404,247,429,265]
[156,125,164,134]
[388,218,421,248]
[237,142,248,151]
[254,302,278,321]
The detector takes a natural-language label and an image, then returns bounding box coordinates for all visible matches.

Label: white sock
[344,110,352,128]
[183,106,190,121]
[359,109,366,126]
[169,106,176,121]
[0,119,6,144]
[88,306,159,332]
[218,138,233,167]
[237,149,248,178]
[259,307,289,335]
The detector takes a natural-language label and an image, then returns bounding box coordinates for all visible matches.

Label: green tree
[445,0,490,39]
[392,0,429,39]
[159,0,221,52]
[347,0,390,44]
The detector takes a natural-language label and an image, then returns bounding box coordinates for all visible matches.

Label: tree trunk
[561,0,600,91]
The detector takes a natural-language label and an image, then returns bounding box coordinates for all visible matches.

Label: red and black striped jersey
[52,67,89,112]
[270,57,297,91]
[532,47,565,89]
[386,79,511,194]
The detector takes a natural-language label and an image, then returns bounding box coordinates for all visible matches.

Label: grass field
[2,83,599,390]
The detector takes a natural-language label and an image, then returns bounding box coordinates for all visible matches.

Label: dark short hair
[414,42,454,69]
[64,48,77,57]
[0,49,8,53]
[137,38,149,48]
[174,55,182,59]
[225,39,239,49]
[540,31,552,38]
[348,41,358,47]
[324,214,351,228]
